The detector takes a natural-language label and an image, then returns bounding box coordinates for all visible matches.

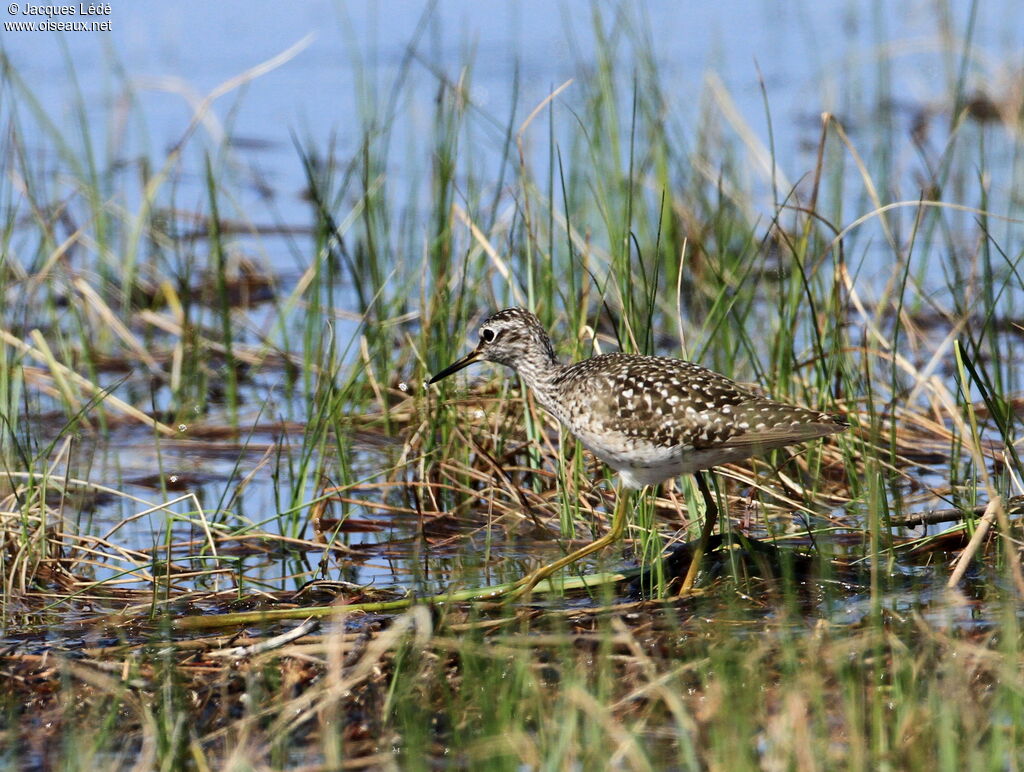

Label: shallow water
[2,0,1022,630]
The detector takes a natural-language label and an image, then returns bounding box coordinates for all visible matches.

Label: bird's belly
[569,427,712,487]
[574,431,749,490]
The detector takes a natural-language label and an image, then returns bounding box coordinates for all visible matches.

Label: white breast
[570,426,753,490]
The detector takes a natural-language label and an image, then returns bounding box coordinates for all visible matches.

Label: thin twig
[890,496,1024,528]
[947,497,1001,588]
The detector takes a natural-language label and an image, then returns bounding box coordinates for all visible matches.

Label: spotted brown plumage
[430,307,847,489]
[428,306,848,597]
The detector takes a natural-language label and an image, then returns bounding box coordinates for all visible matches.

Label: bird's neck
[512,348,564,413]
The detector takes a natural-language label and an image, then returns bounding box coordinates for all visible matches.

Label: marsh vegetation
[2,3,1024,768]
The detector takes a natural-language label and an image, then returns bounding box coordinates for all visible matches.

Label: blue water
[2,0,1022,596]
[4,0,1020,272]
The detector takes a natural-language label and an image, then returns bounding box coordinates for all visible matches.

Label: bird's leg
[678,472,718,594]
[507,483,631,600]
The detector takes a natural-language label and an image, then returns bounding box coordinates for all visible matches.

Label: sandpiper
[429,307,847,597]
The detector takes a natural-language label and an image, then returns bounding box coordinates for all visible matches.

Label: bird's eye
[481,328,496,343]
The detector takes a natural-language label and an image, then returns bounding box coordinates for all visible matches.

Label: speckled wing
[556,353,845,453]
